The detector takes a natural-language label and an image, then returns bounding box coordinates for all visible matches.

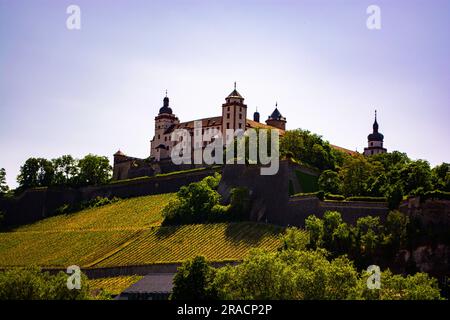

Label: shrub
[53,196,120,215]
[346,196,387,202]
[325,194,346,201]
[421,190,450,202]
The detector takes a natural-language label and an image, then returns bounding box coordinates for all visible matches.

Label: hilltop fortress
[112,85,386,180]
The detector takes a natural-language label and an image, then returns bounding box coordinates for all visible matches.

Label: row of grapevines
[0,230,142,268]
[95,222,283,267]
[15,193,175,232]
[89,275,143,296]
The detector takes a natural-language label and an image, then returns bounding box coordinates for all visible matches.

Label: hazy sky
[1,0,449,188]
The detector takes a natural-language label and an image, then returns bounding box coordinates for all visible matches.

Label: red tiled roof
[330,144,358,156]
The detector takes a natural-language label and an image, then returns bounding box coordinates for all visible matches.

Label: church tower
[363,110,387,156]
[150,92,179,161]
[266,103,286,130]
[222,83,247,143]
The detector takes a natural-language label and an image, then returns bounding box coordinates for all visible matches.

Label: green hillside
[0,193,284,269]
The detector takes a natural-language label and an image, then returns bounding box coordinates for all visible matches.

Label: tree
[400,160,433,195]
[305,215,324,249]
[280,129,341,171]
[431,162,450,192]
[279,227,309,251]
[383,211,409,255]
[0,168,9,194]
[17,158,54,189]
[171,256,217,300]
[318,170,342,194]
[52,155,79,186]
[77,154,111,186]
[162,177,221,224]
[355,216,382,259]
[339,155,376,196]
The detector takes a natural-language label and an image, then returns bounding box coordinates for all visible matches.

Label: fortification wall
[400,197,450,225]
[0,168,219,227]
[218,160,389,227]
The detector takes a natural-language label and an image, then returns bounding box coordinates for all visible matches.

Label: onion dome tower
[363,110,387,156]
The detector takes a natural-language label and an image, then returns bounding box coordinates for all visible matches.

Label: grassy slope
[0,193,283,268]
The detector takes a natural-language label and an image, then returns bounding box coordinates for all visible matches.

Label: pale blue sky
[1,0,449,188]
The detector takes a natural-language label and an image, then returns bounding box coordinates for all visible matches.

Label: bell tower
[363,110,387,156]
[222,82,247,143]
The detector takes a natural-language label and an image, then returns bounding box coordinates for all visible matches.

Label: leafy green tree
[383,211,409,254]
[339,155,375,196]
[400,160,433,195]
[17,158,54,189]
[385,182,404,209]
[305,215,324,249]
[52,155,79,186]
[355,216,382,259]
[162,176,221,224]
[280,129,341,170]
[0,168,9,194]
[171,256,217,300]
[431,162,450,191]
[370,151,410,172]
[279,227,309,251]
[318,170,342,194]
[77,154,112,186]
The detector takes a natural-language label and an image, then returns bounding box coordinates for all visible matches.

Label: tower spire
[165,89,168,97]
[373,109,379,132]
[234,81,236,90]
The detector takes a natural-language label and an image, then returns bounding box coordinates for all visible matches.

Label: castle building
[363,110,387,156]
[149,84,285,162]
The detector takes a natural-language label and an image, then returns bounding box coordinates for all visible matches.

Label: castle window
[227,107,230,111]
[239,113,242,120]
[165,136,167,141]
[227,113,230,119]
[240,107,242,112]
[227,123,230,129]
[158,134,160,139]
[239,123,242,129]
